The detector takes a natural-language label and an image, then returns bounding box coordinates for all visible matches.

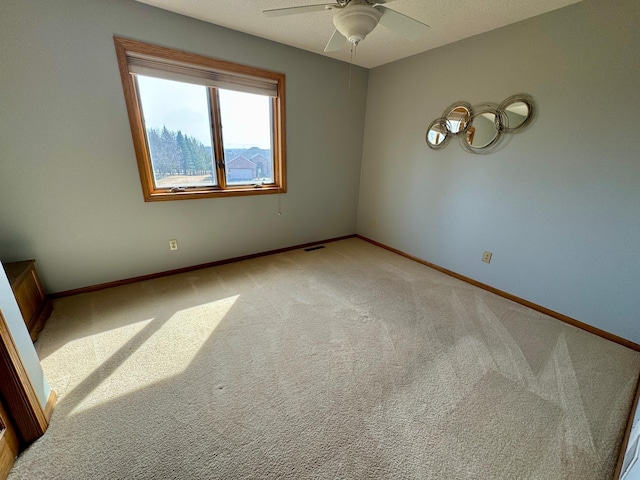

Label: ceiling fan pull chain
[348,41,357,91]
[349,44,353,91]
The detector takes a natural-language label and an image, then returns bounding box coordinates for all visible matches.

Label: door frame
[0,394,20,479]
[0,308,55,456]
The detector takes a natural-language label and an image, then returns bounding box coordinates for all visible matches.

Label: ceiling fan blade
[263,3,338,17]
[375,6,429,40]
[324,29,348,52]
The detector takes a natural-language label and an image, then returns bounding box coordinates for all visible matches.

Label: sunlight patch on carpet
[66,295,238,416]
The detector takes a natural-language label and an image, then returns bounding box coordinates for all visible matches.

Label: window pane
[218,89,273,186]
[136,75,216,188]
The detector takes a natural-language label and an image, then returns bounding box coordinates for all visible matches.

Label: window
[114,37,286,201]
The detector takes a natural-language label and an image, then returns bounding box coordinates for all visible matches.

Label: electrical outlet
[482,251,492,263]
[169,239,178,251]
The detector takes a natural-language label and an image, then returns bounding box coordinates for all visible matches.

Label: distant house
[226,156,257,182]
[226,154,272,182]
[250,154,271,179]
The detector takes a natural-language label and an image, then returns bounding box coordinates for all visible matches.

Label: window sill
[143,185,285,202]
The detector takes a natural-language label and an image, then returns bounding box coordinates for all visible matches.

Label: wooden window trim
[113,36,286,202]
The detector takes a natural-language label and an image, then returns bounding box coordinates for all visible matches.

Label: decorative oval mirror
[498,94,534,133]
[426,94,534,154]
[461,104,502,153]
[442,102,472,134]
[426,118,449,149]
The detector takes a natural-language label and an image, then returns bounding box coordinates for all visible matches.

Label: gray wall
[357,0,640,343]
[0,0,368,293]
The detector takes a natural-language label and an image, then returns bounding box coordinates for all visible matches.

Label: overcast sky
[137,75,271,149]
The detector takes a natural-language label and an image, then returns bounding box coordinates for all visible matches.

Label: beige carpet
[9,238,640,479]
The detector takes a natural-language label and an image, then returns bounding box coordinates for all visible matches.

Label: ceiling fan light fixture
[333,4,381,45]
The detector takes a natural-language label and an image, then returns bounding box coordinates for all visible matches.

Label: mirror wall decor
[426,94,534,153]
[425,118,449,149]
[444,102,472,134]
[461,104,501,154]
[499,94,534,133]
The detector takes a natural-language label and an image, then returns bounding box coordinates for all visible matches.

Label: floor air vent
[304,245,325,252]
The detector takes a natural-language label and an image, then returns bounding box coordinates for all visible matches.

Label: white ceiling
[134,0,582,69]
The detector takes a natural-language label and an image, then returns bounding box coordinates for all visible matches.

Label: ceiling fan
[263,0,429,52]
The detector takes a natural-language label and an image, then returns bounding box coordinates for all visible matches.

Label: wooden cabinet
[4,260,52,342]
